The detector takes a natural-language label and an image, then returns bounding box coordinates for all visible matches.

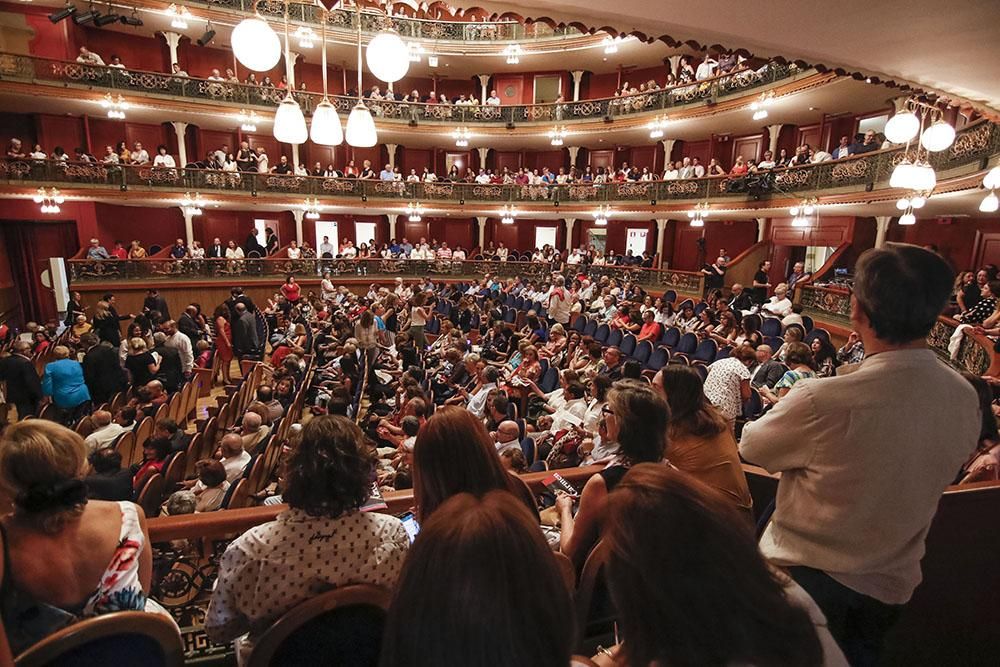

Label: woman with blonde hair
[124,336,160,389]
[127,240,147,259]
[91,299,121,346]
[0,421,166,654]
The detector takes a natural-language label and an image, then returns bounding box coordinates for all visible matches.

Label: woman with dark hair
[735,314,764,348]
[212,304,233,384]
[0,421,169,654]
[131,436,171,491]
[811,337,839,378]
[558,380,669,565]
[601,464,843,667]
[957,372,1000,483]
[762,341,816,405]
[206,416,408,663]
[379,491,574,667]
[653,365,752,515]
[412,406,536,521]
[279,275,300,304]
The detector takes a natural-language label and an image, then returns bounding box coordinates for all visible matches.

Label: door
[355,222,377,248]
[732,134,763,164]
[533,75,562,103]
[314,220,338,256]
[494,75,525,105]
[625,228,649,257]
[973,232,1000,269]
[446,152,470,177]
[534,226,558,252]
[589,149,614,172]
[587,228,607,254]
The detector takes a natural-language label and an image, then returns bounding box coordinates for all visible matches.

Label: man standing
[0,341,43,419]
[545,275,571,327]
[163,320,194,377]
[143,288,170,322]
[319,235,335,257]
[701,256,727,295]
[81,333,126,405]
[786,261,810,291]
[178,305,201,348]
[752,260,772,305]
[152,331,184,393]
[740,246,979,665]
[231,302,259,359]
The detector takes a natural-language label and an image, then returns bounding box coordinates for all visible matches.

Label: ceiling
[488,0,1000,114]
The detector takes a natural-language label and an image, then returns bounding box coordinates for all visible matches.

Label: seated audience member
[238,412,271,455]
[84,447,134,501]
[836,331,866,365]
[380,492,573,667]
[412,407,536,522]
[0,421,168,655]
[760,342,815,405]
[601,464,845,667]
[558,381,669,566]
[702,344,755,425]
[83,409,125,452]
[206,416,409,664]
[653,366,753,516]
[154,418,189,454]
[254,385,285,422]
[191,459,230,512]
[132,437,171,491]
[773,324,805,363]
[957,372,1000,483]
[740,246,979,665]
[762,283,794,318]
[219,433,252,482]
[811,337,840,378]
[750,344,785,389]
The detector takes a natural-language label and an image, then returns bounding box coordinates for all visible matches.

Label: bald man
[751,344,785,389]
[239,411,271,455]
[84,409,126,452]
[219,433,251,483]
[494,420,522,455]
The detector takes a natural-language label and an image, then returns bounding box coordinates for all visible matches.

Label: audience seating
[761,318,783,338]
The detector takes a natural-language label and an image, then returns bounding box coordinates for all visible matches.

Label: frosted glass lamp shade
[273,94,308,144]
[345,102,377,147]
[310,99,344,146]
[232,18,281,72]
[884,110,920,144]
[366,30,410,83]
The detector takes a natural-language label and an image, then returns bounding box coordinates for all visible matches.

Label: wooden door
[973,232,1000,269]
[732,134,763,164]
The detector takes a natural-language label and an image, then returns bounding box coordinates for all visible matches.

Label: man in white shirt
[207,68,224,81]
[691,157,706,178]
[475,169,490,184]
[84,410,126,452]
[132,142,150,165]
[486,90,501,106]
[319,236,335,257]
[464,366,499,418]
[341,241,357,258]
[493,420,522,455]
[163,320,194,375]
[740,245,979,666]
[695,57,717,80]
[379,164,394,181]
[546,275,572,326]
[76,47,105,66]
[678,157,694,179]
[219,433,252,483]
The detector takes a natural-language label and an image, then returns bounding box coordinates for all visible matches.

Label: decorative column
[564,218,576,251]
[566,146,580,169]
[292,208,305,244]
[182,207,195,247]
[159,31,182,67]
[666,55,682,79]
[874,216,892,249]
[170,121,188,166]
[387,213,398,241]
[476,216,488,249]
[655,219,669,268]
[385,143,398,170]
[570,70,585,101]
[476,74,491,104]
[660,139,676,166]
[287,51,299,89]
[766,124,784,156]
[757,217,767,243]
[476,146,489,170]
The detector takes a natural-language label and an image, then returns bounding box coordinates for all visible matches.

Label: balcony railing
[0,52,799,125]
[3,120,997,204]
[191,0,580,42]
[65,257,707,294]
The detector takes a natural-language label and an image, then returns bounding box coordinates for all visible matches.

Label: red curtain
[3,221,78,323]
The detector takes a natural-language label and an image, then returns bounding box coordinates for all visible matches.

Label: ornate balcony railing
[3,120,997,205]
[65,257,707,294]
[192,0,579,42]
[0,52,799,125]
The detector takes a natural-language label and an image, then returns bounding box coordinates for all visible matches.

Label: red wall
[887,216,1000,271]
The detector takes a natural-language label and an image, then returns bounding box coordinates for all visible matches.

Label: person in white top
[545,275,572,325]
[341,241,357,258]
[495,243,509,261]
[691,157,706,178]
[695,57,718,80]
[84,410,126,452]
[76,46,105,66]
[286,241,301,259]
[255,147,269,173]
[741,246,979,666]
[761,283,793,318]
[493,420,522,455]
[486,90,501,106]
[131,142,150,165]
[152,146,176,168]
[218,433,252,483]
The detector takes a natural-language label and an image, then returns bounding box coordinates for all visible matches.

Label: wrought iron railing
[65,257,706,294]
[192,0,579,42]
[0,52,799,125]
[3,120,997,205]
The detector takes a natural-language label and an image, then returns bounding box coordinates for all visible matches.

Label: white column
[287,51,299,89]
[160,31,182,67]
[660,139,676,168]
[476,146,489,170]
[757,217,767,243]
[874,215,892,249]
[570,70,585,101]
[476,74,490,104]
[170,121,188,166]
[476,216,488,249]
[566,146,580,168]
[667,55,682,79]
[182,208,195,247]
[766,124,784,156]
[655,219,668,268]
[387,214,398,241]
[292,208,305,244]
[564,218,575,251]
[291,144,300,170]
[385,143,398,170]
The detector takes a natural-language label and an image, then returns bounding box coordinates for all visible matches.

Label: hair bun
[15,479,88,514]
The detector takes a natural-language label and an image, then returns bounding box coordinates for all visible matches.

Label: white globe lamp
[345,101,378,147]
[920,120,956,152]
[366,30,410,83]
[273,94,308,144]
[981,192,999,213]
[232,18,281,72]
[911,162,937,191]
[884,110,920,144]
[983,166,1000,190]
[898,213,916,225]
[310,99,344,146]
[889,160,914,189]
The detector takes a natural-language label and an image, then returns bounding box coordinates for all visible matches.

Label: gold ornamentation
[830,159,870,181]
[949,123,991,160]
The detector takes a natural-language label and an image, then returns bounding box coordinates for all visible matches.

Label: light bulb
[896,198,910,210]
[310,99,344,146]
[884,110,920,144]
[983,167,1000,190]
[345,102,378,147]
[920,120,956,152]
[898,213,916,225]
[889,161,913,189]
[232,18,281,72]
[981,192,999,213]
[910,195,926,209]
[366,30,409,83]
[690,218,703,227]
[803,205,814,215]
[789,206,799,216]
[273,94,308,144]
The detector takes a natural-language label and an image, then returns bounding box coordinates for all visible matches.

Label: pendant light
[345,1,377,147]
[272,0,307,144]
[310,9,343,145]
[232,15,281,72]
[367,29,409,83]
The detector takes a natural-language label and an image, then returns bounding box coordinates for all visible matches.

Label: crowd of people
[0,242,991,665]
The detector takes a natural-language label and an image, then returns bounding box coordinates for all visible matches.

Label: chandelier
[166,4,192,30]
[302,197,322,219]
[453,127,471,147]
[180,192,205,216]
[101,93,128,119]
[688,202,709,227]
[549,126,568,147]
[980,167,1000,213]
[603,36,619,55]
[648,115,668,140]
[500,204,518,225]
[33,187,64,214]
[503,43,522,65]
[406,202,424,222]
[310,7,343,146]
[238,109,260,133]
[750,91,774,121]
[294,26,316,49]
[594,205,612,227]
[408,43,424,63]
[886,99,957,197]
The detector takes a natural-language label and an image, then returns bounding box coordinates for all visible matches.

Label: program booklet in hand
[543,472,578,498]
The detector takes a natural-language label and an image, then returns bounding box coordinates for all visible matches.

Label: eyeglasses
[601,405,614,416]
